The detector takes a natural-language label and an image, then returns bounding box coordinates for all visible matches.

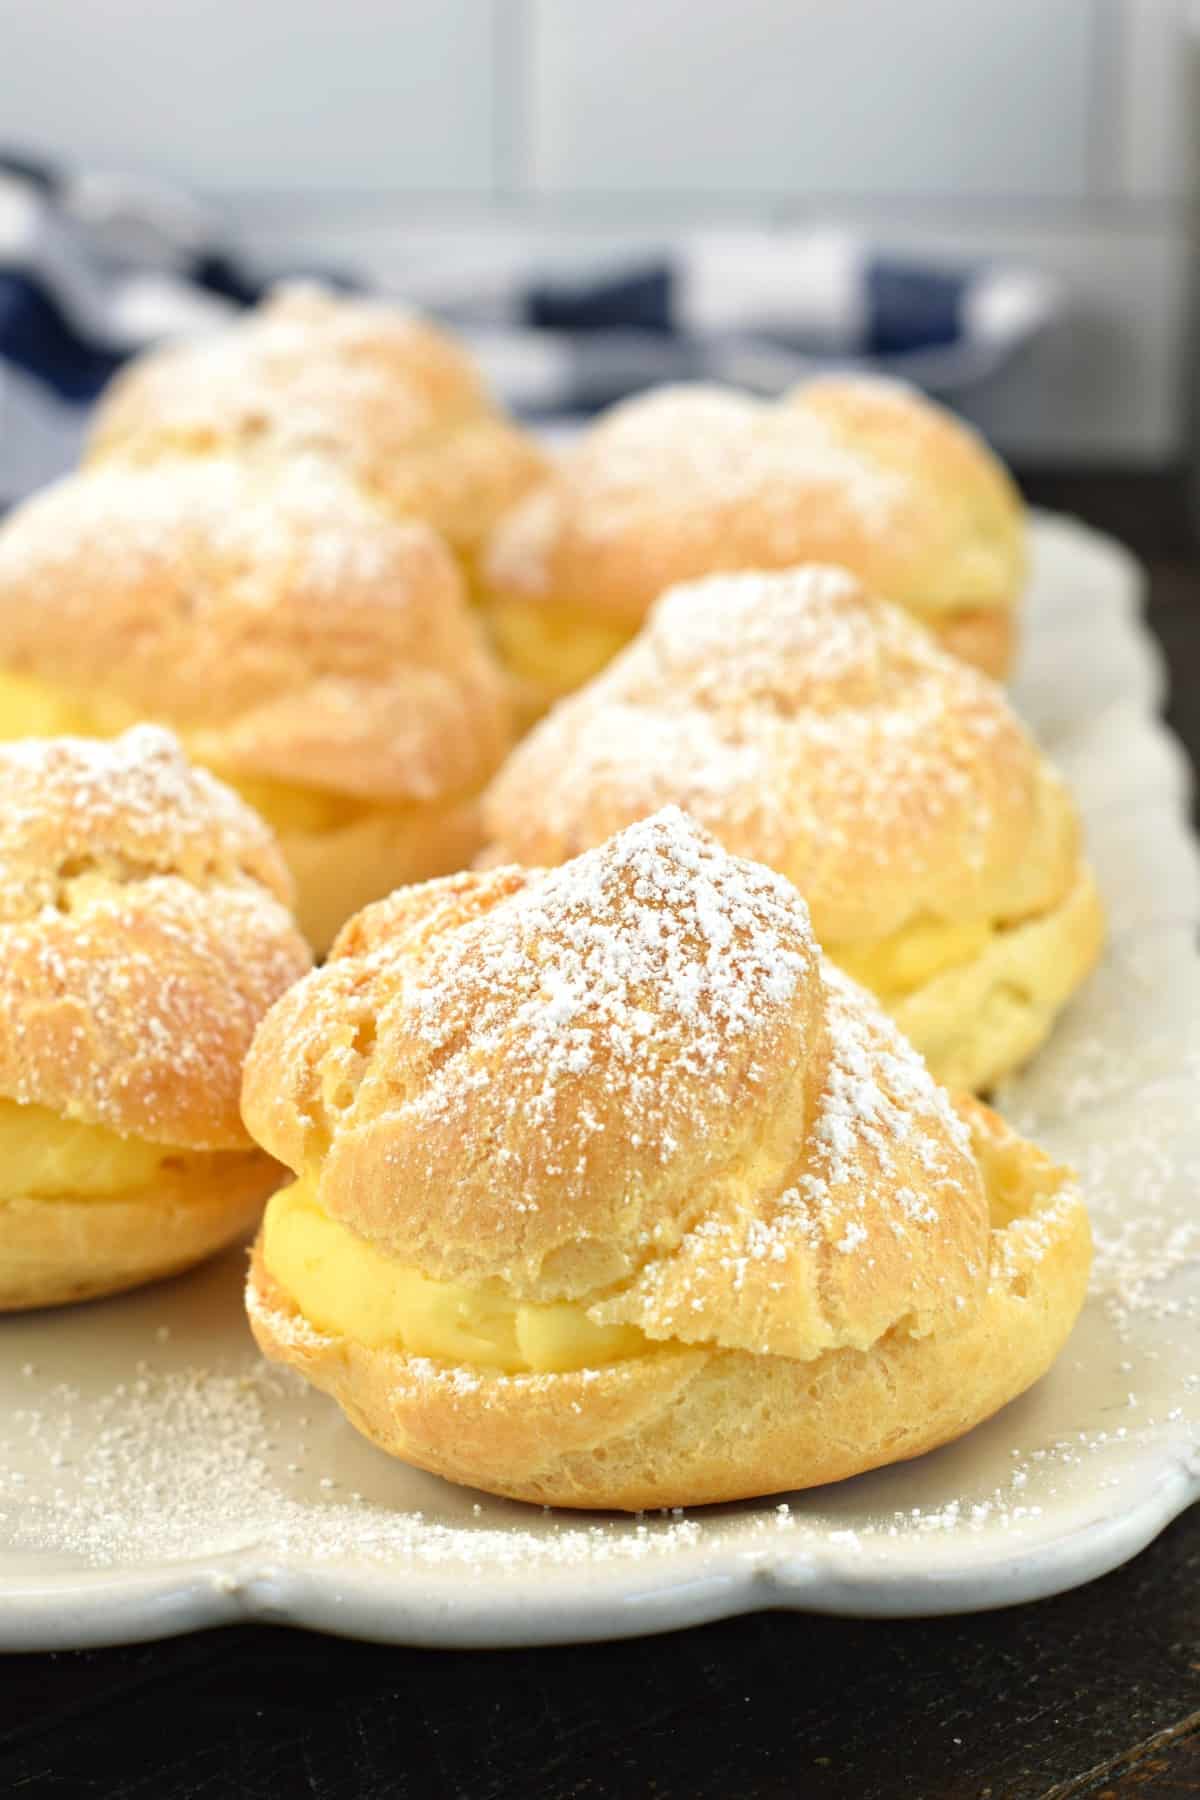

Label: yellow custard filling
[0,668,367,839]
[0,1097,211,1200]
[483,600,635,701]
[830,916,996,1000]
[0,668,140,740]
[263,1128,1043,1378]
[214,772,371,837]
[262,1179,649,1374]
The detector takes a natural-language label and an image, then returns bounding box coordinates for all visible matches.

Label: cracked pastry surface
[481,566,1104,1092]
[243,809,1090,1510]
[86,281,548,571]
[480,375,1025,716]
[0,726,311,1310]
[0,453,514,952]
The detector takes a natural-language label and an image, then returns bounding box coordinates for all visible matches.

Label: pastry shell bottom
[1,1152,283,1312]
[889,865,1105,1094]
[246,1101,1091,1513]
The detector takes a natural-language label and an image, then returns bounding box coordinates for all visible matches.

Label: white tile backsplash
[1106,0,1197,198]
[3,0,497,193]
[2,0,1198,457]
[529,0,1096,198]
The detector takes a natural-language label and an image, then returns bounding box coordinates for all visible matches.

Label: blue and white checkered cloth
[0,152,1064,505]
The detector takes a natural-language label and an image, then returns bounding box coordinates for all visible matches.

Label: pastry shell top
[482,564,1081,949]
[243,808,992,1363]
[0,453,513,805]
[0,726,311,1149]
[482,375,1024,663]
[87,282,548,563]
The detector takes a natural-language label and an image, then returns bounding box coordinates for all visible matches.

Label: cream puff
[481,375,1025,716]
[481,566,1103,1093]
[0,453,514,952]
[243,808,1091,1511]
[86,281,548,575]
[0,726,310,1310]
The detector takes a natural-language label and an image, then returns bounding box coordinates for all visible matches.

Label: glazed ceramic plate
[1,513,1198,1651]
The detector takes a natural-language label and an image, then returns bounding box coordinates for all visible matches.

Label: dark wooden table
[2,470,1197,1800]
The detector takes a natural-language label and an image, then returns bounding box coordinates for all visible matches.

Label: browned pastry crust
[87,282,548,567]
[0,454,511,804]
[3,1159,278,1313]
[0,726,309,1146]
[242,810,1090,1510]
[480,375,1025,711]
[0,728,311,1309]
[247,1121,1088,1511]
[0,454,516,948]
[480,566,1102,1091]
[483,567,1076,948]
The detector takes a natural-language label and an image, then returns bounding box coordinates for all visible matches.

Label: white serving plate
[1,513,1197,1651]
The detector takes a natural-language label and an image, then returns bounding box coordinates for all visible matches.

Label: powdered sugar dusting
[0,726,308,1138]
[0,1345,711,1573]
[0,452,400,600]
[1065,1116,1200,1343]
[652,563,879,689]
[806,960,970,1205]
[406,807,816,1153]
[0,724,284,908]
[590,948,980,1350]
[575,384,906,541]
[0,881,303,1127]
[93,280,478,463]
[485,566,1059,943]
